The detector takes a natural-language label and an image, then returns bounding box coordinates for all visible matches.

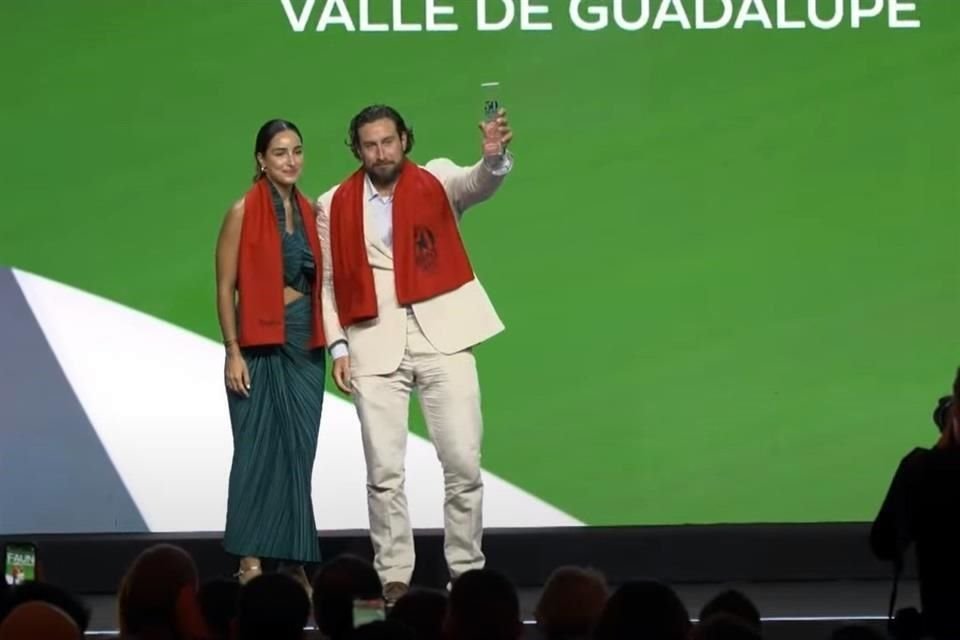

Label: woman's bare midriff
[284,287,305,305]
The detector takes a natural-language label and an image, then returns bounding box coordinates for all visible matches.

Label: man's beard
[366,160,402,188]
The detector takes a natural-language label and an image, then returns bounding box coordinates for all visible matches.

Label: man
[871,369,960,640]
[315,104,513,602]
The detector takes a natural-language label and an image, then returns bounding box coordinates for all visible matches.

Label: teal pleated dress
[223,184,325,564]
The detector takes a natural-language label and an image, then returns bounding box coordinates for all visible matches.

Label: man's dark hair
[698,589,761,632]
[197,578,241,639]
[594,580,691,640]
[236,573,310,640]
[311,554,383,640]
[348,619,418,640]
[388,588,447,640]
[347,105,415,160]
[447,569,520,640]
[692,613,761,640]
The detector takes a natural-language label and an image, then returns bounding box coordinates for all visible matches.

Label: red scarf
[236,178,326,349]
[330,160,474,328]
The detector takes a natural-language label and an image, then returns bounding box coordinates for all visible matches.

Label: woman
[215,119,327,589]
[117,543,198,640]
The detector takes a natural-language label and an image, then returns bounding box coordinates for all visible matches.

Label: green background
[1,1,957,525]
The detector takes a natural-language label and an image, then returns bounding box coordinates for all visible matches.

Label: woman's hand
[225,352,251,397]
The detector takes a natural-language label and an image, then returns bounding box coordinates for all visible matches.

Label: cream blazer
[315,158,507,377]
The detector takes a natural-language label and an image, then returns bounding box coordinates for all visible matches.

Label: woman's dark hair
[253,119,302,182]
[347,105,415,160]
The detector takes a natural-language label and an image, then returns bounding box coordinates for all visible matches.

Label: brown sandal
[234,563,262,585]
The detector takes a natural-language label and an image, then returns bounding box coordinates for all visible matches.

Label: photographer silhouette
[871,368,960,640]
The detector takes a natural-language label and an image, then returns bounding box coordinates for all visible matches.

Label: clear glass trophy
[481,81,503,163]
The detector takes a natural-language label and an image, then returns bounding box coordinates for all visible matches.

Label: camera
[933,395,953,432]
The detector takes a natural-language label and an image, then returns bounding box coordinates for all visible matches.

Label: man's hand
[333,356,352,394]
[480,108,513,156]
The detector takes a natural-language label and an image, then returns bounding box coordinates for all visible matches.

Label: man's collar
[364,172,394,202]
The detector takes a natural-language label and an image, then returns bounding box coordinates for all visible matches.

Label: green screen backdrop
[1,0,957,527]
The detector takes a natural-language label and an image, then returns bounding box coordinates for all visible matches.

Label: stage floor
[80,579,916,639]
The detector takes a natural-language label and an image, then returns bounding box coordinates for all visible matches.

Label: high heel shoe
[234,562,262,585]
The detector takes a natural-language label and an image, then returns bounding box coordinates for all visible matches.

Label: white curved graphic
[13,268,582,532]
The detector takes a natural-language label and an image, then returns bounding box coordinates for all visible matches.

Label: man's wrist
[483,150,514,176]
[330,341,349,360]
